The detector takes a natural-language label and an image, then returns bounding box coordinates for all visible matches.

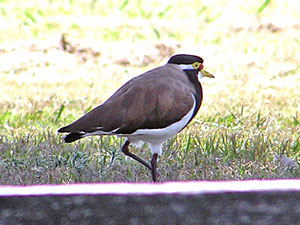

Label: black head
[168,54,203,65]
[167,54,204,71]
[168,54,215,79]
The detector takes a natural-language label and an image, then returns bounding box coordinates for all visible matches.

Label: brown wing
[58,64,197,136]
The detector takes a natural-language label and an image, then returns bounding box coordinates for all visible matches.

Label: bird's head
[167,54,215,79]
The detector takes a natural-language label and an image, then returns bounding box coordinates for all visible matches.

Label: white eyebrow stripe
[177,64,194,70]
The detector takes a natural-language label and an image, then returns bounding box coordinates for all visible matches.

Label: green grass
[0,0,300,184]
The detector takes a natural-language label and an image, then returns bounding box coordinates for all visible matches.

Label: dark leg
[151,153,158,182]
[121,140,152,170]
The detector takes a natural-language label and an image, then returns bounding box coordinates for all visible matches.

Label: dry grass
[0,0,300,184]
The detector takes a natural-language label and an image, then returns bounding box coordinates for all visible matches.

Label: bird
[58,54,214,182]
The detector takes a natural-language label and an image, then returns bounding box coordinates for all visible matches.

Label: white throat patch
[198,71,205,79]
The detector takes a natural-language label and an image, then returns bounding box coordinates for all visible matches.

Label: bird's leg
[151,153,158,182]
[121,140,152,170]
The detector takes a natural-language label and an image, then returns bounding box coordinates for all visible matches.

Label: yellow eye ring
[192,62,201,69]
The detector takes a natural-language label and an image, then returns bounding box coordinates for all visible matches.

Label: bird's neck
[183,69,203,122]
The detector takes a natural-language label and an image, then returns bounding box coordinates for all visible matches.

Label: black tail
[63,133,84,143]
[58,126,84,143]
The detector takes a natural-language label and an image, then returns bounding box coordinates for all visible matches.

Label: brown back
[59,64,197,134]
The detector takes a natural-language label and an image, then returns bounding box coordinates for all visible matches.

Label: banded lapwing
[58,54,214,182]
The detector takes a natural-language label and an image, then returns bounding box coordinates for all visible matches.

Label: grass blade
[55,105,65,124]
[256,0,272,15]
[120,0,129,10]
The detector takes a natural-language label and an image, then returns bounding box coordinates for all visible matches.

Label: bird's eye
[192,62,201,69]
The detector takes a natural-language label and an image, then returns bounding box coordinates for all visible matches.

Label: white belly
[121,95,196,154]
